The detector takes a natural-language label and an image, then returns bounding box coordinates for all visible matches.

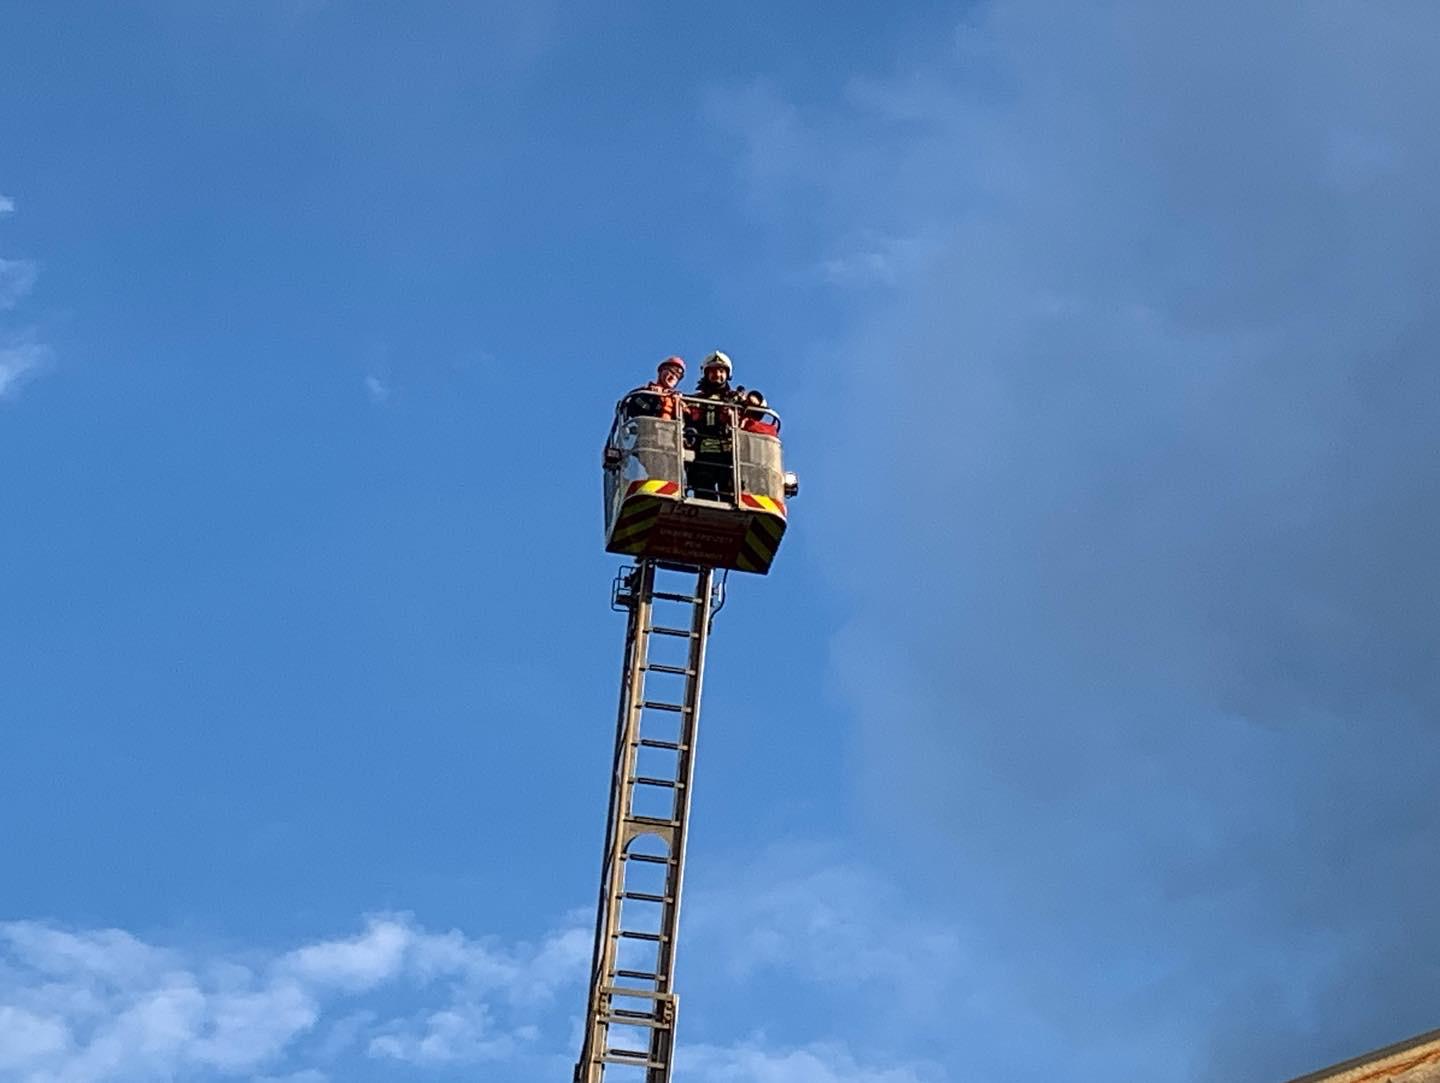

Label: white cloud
[280,919,410,993]
[0,1006,70,1068]
[0,256,37,309]
[367,1001,524,1064]
[0,914,587,1081]
[191,980,317,1070]
[309,1010,373,1061]
[0,193,47,399]
[0,340,48,400]
[362,373,389,403]
[682,1040,944,1083]
[688,846,966,1011]
[709,2,1440,1078]
[704,81,811,196]
[817,232,941,288]
[0,857,968,1080]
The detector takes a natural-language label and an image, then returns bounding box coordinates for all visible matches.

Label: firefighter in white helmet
[686,351,740,500]
[694,351,737,401]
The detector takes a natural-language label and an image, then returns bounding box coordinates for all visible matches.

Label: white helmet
[702,350,732,378]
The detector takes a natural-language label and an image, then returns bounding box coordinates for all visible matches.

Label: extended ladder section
[574,560,716,1083]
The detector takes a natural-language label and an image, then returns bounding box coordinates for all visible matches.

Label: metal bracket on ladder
[575,560,715,1083]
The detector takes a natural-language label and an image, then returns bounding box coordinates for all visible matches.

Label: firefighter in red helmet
[637,355,685,420]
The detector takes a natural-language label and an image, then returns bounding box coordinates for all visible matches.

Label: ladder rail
[578,565,651,1069]
[575,560,716,1083]
[648,566,711,1067]
[642,565,712,1077]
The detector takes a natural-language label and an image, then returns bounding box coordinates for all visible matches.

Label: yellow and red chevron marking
[610,482,678,553]
[739,492,787,518]
[735,508,787,573]
[626,479,681,498]
[610,499,660,550]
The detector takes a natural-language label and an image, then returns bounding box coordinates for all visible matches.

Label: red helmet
[658,355,685,376]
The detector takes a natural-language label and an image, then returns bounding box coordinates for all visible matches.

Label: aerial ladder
[574,385,796,1082]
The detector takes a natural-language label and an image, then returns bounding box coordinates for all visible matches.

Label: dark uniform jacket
[687,383,738,456]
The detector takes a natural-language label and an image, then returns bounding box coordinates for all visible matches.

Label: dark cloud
[730,2,1440,1078]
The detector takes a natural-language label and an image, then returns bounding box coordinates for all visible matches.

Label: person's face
[704,364,727,383]
[658,365,681,388]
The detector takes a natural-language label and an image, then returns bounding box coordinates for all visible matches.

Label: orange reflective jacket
[642,382,682,419]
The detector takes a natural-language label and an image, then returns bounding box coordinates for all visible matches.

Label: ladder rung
[602,984,667,1001]
[616,968,661,981]
[618,930,664,942]
[606,1009,665,1026]
[638,738,683,751]
[604,1050,664,1068]
[641,700,685,713]
[624,812,679,829]
[652,591,702,603]
[623,852,672,865]
[644,663,694,676]
[622,890,668,903]
[632,776,678,788]
[650,625,696,638]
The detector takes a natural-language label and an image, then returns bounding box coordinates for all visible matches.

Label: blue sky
[3,2,1439,1081]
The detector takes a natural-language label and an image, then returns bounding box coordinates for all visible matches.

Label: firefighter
[739,388,779,437]
[686,352,739,500]
[693,351,738,401]
[640,356,685,420]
